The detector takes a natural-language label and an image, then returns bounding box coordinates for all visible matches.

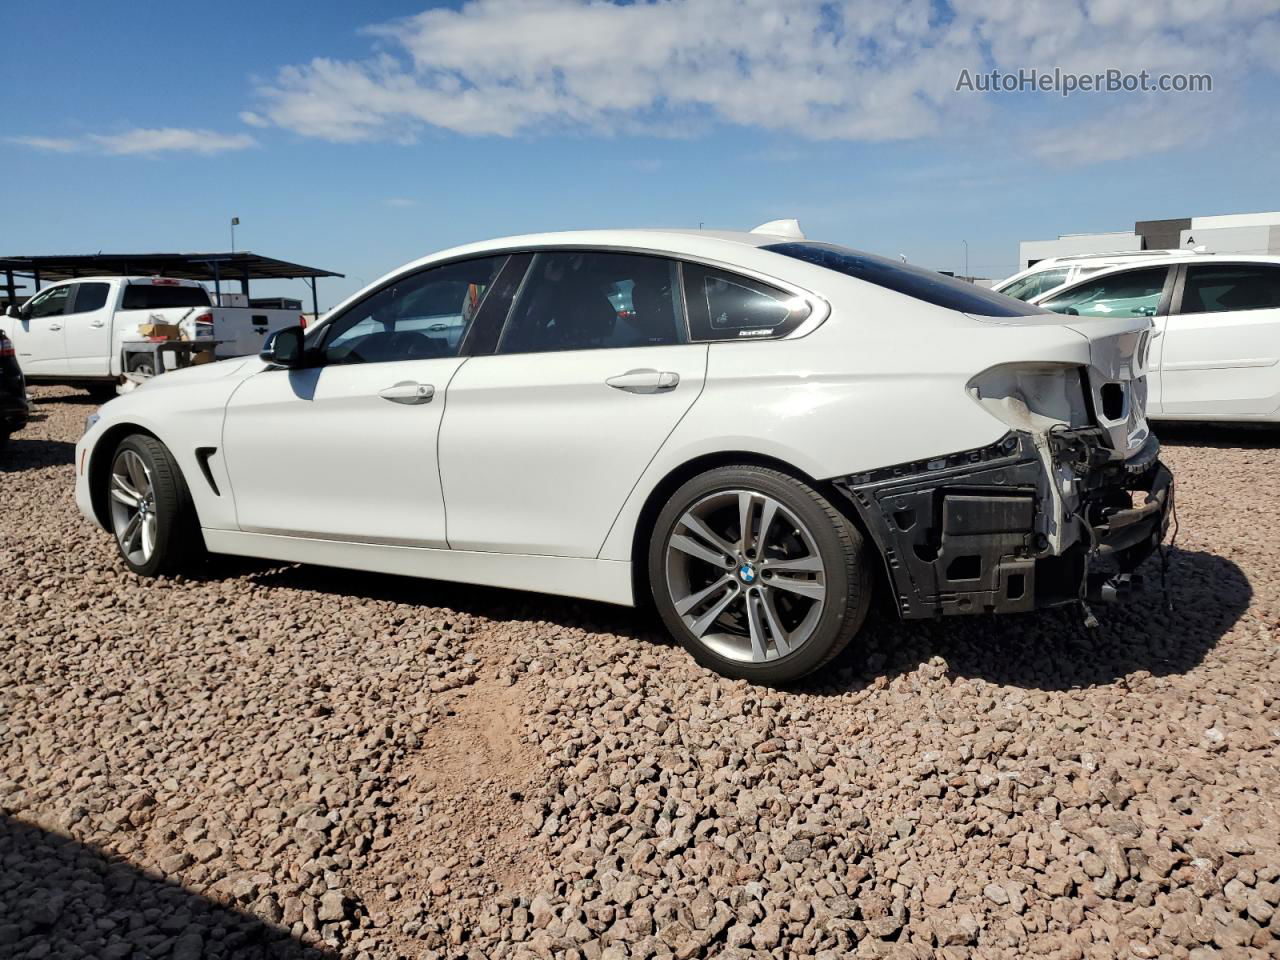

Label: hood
[133,356,257,391]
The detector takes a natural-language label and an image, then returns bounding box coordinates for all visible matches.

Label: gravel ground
[2,387,1279,960]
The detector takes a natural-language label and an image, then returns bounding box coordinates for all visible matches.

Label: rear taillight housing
[299,314,308,330]
[0,334,13,357]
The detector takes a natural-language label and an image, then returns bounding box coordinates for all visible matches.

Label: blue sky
[3,0,1278,308]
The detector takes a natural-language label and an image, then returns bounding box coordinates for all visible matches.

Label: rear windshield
[121,283,211,310]
[763,241,1047,318]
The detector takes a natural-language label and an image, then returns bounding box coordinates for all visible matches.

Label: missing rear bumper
[833,432,1173,619]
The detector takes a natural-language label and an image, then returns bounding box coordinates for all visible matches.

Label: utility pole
[230,216,240,253]
[962,239,969,281]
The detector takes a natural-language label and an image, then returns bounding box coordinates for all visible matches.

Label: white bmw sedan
[76,223,1173,683]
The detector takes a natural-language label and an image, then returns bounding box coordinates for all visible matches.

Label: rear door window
[1038,267,1171,319]
[69,282,110,314]
[497,251,686,354]
[1178,264,1280,314]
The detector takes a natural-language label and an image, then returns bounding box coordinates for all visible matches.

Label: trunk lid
[967,311,1152,457]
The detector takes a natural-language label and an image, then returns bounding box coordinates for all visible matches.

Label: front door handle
[48,323,62,331]
[89,319,106,328]
[606,369,680,394]
[378,381,435,404]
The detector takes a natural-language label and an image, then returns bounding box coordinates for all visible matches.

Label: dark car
[0,326,29,449]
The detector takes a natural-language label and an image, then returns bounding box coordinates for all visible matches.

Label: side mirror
[260,325,306,367]
[4,304,19,319]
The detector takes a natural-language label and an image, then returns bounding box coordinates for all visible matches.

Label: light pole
[230,216,240,253]
[962,239,969,281]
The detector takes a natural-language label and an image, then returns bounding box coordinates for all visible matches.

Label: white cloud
[383,196,418,207]
[6,127,256,156]
[236,0,1278,163]
[5,135,82,152]
[89,128,256,155]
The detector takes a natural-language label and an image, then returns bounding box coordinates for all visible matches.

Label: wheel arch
[627,450,893,615]
[87,422,162,529]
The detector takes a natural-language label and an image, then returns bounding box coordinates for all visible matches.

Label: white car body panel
[1155,305,1280,418]
[439,343,709,556]
[222,357,466,546]
[75,227,1168,612]
[1032,253,1280,421]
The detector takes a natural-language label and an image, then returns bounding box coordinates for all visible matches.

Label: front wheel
[106,434,203,576]
[649,465,872,684]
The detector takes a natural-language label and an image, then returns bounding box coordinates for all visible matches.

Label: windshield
[996,268,1070,301]
[764,242,1046,317]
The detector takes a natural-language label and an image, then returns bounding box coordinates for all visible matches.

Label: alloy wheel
[109,449,158,566]
[664,489,827,663]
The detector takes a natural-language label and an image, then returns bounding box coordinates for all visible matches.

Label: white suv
[1033,254,1280,421]
[76,225,1173,683]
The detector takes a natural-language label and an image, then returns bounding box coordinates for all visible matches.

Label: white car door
[62,281,115,376]
[10,283,73,376]
[221,254,513,545]
[1156,262,1280,418]
[438,250,712,557]
[1037,266,1173,412]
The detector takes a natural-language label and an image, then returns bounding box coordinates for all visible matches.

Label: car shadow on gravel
[0,437,74,471]
[1156,422,1280,448]
[211,545,1247,698]
[807,546,1251,694]
[0,815,332,958]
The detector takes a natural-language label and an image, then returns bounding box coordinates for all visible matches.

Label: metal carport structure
[0,251,343,318]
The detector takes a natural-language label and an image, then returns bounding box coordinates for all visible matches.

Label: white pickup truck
[3,276,303,397]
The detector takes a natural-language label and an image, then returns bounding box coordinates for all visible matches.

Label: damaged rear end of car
[835,313,1173,621]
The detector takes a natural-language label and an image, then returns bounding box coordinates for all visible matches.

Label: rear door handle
[89,320,106,328]
[378,381,435,404]
[606,369,680,394]
[48,323,62,331]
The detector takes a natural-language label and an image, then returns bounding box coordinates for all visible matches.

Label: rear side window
[682,264,810,340]
[765,241,1046,317]
[997,268,1069,302]
[1180,264,1280,314]
[1039,267,1169,319]
[121,283,211,310]
[70,282,110,313]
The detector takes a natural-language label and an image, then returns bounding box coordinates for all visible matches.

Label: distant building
[1018,211,1280,271]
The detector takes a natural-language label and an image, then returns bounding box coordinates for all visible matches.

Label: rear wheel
[106,434,203,576]
[649,465,872,684]
[126,355,155,378]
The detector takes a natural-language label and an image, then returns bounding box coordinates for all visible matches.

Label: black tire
[126,356,155,378]
[106,434,204,577]
[649,465,872,684]
[0,431,9,452]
